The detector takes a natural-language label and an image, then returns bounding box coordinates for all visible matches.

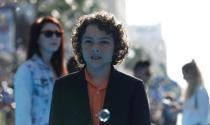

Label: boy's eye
[84,40,93,44]
[101,41,110,44]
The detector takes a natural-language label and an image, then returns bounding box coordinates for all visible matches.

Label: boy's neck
[86,65,111,84]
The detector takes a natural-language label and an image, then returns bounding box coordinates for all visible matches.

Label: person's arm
[195,87,209,124]
[14,64,33,125]
[131,82,151,125]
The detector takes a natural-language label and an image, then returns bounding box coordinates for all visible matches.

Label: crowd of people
[133,59,209,125]
[0,10,209,125]
[133,60,182,125]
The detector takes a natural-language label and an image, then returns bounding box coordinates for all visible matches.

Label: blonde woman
[182,60,209,125]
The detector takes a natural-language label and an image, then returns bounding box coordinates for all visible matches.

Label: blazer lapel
[76,69,92,124]
[102,67,120,124]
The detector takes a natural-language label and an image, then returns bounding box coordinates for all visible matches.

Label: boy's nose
[92,44,100,53]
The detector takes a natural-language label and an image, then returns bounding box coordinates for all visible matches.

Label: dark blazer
[49,67,151,125]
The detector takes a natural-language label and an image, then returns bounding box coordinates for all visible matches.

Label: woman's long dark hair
[27,16,67,76]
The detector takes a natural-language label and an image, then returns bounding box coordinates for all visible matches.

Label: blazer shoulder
[114,69,144,87]
[55,70,83,86]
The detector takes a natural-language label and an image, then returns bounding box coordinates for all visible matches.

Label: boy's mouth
[91,55,102,60]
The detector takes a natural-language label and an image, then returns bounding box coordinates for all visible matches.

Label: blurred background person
[14,16,67,125]
[133,60,162,125]
[133,60,163,125]
[133,60,182,125]
[0,53,15,125]
[149,73,182,125]
[182,60,209,125]
[133,60,151,90]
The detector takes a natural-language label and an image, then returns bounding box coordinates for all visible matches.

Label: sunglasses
[41,30,62,38]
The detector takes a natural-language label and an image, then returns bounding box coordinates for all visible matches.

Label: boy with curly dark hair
[49,11,151,125]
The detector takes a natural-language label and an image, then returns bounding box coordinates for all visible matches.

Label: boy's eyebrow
[82,36,113,41]
[100,37,113,41]
[82,36,93,39]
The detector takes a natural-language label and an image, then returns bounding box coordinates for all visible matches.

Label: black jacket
[49,67,151,125]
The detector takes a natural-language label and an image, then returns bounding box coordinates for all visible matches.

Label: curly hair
[71,11,129,66]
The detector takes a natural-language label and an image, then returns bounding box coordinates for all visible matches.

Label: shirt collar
[85,68,108,90]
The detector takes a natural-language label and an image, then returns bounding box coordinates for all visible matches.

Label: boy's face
[81,24,114,69]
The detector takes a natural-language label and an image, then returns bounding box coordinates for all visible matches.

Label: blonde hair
[182,60,203,99]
